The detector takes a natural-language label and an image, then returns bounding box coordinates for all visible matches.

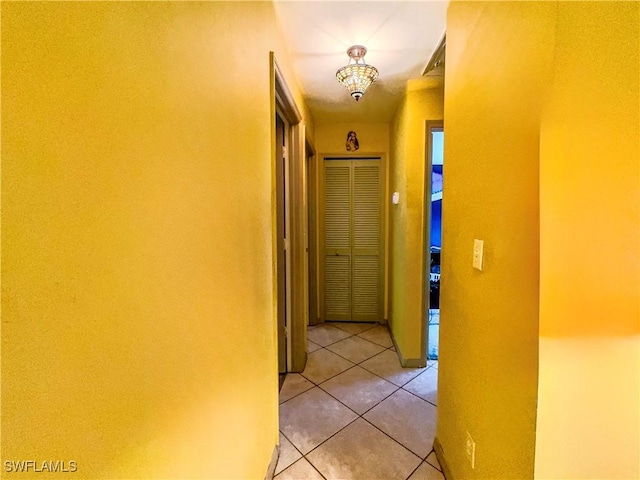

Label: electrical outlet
[466,431,476,469]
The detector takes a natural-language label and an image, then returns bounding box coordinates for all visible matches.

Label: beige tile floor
[276,322,444,480]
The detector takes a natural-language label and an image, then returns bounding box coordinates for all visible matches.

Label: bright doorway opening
[427,127,443,360]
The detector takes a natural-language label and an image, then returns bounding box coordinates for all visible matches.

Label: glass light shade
[336,63,379,101]
[335,46,379,101]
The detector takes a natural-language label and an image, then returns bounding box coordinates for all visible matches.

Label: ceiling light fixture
[336,45,379,101]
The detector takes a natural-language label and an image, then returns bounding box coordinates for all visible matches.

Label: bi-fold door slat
[352,255,379,320]
[324,166,351,249]
[324,255,351,320]
[353,165,380,250]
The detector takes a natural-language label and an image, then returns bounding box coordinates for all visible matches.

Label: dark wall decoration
[345,131,359,151]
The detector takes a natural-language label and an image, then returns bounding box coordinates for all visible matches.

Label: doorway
[272,53,306,376]
[425,124,444,360]
[321,156,384,323]
[275,112,290,375]
[306,137,319,327]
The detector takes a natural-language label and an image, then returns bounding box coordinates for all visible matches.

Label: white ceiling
[273,1,448,124]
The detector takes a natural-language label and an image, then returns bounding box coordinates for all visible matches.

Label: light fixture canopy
[336,45,379,101]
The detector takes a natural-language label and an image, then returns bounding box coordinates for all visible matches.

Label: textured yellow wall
[536,3,640,478]
[389,79,444,362]
[442,2,640,479]
[315,123,389,155]
[1,2,307,478]
[439,3,555,478]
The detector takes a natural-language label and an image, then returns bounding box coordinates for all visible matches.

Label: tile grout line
[275,431,323,479]
[426,450,444,473]
[298,416,361,472]
[277,456,328,480]
[280,323,441,479]
[283,346,395,404]
[300,349,418,395]
[300,330,400,387]
[400,385,438,409]
[405,461,423,480]
[288,328,433,406]
[402,447,441,480]
[299,362,358,386]
[358,415,430,461]
[308,332,393,352]
[316,378,401,417]
[288,368,431,470]
[321,344,392,367]
[298,409,425,475]
[286,401,425,475]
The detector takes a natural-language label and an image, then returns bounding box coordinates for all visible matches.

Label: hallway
[276,323,443,479]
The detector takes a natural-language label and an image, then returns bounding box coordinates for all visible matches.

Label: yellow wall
[442,2,640,479]
[536,2,640,479]
[315,123,389,155]
[439,2,555,478]
[1,2,308,478]
[389,79,444,362]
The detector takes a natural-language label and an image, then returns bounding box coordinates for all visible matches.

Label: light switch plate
[392,192,400,205]
[473,239,484,270]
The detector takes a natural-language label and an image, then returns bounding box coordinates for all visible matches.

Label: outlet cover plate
[473,239,484,271]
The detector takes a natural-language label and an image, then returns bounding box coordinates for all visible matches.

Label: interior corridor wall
[441,2,639,479]
[439,3,554,479]
[536,3,640,478]
[1,2,309,478]
[389,79,444,363]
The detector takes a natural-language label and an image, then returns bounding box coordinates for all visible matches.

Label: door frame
[275,112,289,374]
[271,53,307,373]
[305,134,319,327]
[318,152,386,324]
[421,121,444,366]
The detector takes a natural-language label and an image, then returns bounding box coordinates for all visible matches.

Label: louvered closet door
[352,162,381,321]
[324,159,382,322]
[324,161,352,321]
